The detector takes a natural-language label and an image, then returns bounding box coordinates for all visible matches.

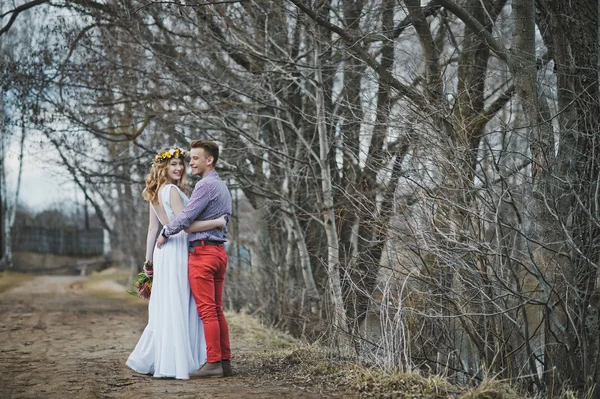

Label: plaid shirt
[164,170,232,242]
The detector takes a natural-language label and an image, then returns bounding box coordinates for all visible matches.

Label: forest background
[1,0,599,397]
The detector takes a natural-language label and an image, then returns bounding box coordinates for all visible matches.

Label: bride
[126,147,226,380]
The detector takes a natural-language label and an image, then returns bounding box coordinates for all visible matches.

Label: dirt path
[0,273,343,398]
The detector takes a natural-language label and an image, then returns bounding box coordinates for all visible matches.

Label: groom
[156,140,233,378]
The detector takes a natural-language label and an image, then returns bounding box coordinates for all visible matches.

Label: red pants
[188,245,231,363]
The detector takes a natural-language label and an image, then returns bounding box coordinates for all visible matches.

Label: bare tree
[0,9,35,269]
[5,0,600,395]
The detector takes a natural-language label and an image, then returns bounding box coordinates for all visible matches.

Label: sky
[4,132,85,213]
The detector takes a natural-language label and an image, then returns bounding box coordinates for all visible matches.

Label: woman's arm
[146,202,161,262]
[170,187,227,233]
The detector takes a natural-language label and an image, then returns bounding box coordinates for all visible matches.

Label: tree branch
[0,0,49,37]
[394,2,441,39]
[44,132,113,233]
[433,0,509,61]
[133,0,241,14]
[475,84,515,128]
[404,0,442,95]
[287,0,425,107]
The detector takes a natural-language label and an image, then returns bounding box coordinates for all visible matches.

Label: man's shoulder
[193,173,227,191]
[194,175,221,187]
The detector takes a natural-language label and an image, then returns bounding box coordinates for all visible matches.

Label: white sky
[4,132,85,212]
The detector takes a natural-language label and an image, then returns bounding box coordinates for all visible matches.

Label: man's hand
[156,234,168,248]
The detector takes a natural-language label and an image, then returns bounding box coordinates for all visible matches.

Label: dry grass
[13,251,105,271]
[351,369,461,398]
[227,310,300,349]
[241,343,537,398]
[0,271,33,294]
[71,267,154,307]
[243,344,459,398]
[459,379,527,399]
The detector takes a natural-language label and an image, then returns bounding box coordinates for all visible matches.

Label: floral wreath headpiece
[154,148,187,164]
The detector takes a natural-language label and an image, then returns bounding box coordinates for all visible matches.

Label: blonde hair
[142,148,188,204]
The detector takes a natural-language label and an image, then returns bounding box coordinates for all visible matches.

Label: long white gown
[126,184,206,380]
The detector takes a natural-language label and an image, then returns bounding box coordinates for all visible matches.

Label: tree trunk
[2,120,27,269]
[315,41,349,339]
[336,0,365,329]
[517,0,600,392]
[283,208,321,305]
[0,89,5,269]
[0,95,26,269]
[349,0,396,330]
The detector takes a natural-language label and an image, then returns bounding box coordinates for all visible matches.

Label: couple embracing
[126,140,232,380]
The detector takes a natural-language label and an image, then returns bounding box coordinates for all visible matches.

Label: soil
[0,271,346,399]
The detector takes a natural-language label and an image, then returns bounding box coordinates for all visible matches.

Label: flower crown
[154,148,187,164]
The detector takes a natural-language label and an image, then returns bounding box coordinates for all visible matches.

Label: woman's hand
[143,260,154,278]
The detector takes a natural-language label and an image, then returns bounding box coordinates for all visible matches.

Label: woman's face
[166,158,185,184]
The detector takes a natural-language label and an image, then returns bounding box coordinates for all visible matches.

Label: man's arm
[163,180,211,237]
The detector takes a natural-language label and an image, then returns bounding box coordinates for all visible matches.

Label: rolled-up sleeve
[164,180,211,237]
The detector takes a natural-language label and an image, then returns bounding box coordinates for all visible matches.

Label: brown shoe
[191,362,224,378]
[221,359,233,377]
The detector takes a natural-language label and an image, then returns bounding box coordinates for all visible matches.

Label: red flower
[126,261,154,300]
[139,282,151,300]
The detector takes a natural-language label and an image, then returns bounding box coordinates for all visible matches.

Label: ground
[0,270,524,399]
[0,270,348,399]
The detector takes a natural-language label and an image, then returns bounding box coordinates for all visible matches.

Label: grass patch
[246,344,531,398]
[82,267,149,305]
[459,379,528,399]
[0,271,33,294]
[226,310,299,350]
[351,369,460,398]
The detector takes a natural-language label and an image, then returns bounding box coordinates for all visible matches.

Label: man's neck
[200,168,215,178]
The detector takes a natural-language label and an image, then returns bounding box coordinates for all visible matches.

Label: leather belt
[189,240,224,248]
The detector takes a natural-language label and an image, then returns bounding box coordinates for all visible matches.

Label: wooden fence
[12,226,106,257]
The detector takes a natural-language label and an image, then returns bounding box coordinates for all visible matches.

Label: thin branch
[132,0,241,14]
[394,2,442,39]
[44,131,113,233]
[433,0,509,61]
[0,0,49,37]
[475,84,515,127]
[287,0,425,107]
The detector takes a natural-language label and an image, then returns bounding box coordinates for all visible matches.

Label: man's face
[189,147,213,177]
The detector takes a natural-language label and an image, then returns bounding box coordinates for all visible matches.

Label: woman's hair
[142,147,188,204]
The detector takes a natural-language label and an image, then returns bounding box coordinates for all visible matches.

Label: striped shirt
[164,169,232,242]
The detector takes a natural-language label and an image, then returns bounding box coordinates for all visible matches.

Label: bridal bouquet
[127,261,153,300]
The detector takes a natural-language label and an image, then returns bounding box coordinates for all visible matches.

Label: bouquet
[127,260,153,300]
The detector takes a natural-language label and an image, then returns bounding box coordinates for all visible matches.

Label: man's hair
[190,140,219,167]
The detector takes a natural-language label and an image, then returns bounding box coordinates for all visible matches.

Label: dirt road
[0,272,342,398]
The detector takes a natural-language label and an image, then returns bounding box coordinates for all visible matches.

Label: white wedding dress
[126,184,206,379]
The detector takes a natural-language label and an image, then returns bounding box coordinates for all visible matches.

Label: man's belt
[189,240,225,247]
